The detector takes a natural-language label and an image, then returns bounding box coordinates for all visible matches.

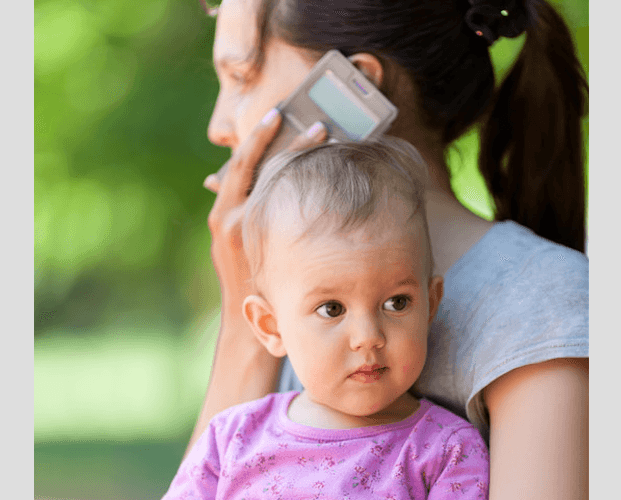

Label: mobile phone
[214,50,399,190]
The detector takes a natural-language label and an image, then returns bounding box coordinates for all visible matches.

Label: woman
[192,0,589,498]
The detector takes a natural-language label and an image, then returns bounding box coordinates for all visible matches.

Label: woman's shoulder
[487,220,586,261]
[444,220,588,305]
[418,221,588,439]
[442,220,588,325]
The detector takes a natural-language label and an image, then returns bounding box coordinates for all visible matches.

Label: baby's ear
[427,276,444,325]
[242,295,287,357]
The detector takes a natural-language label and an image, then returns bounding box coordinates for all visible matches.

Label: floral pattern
[161,393,489,499]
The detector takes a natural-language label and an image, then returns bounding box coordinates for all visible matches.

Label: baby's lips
[350,363,386,375]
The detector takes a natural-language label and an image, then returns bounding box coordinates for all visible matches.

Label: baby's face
[260,195,441,423]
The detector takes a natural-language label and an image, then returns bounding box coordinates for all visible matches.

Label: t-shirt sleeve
[464,241,589,436]
[415,223,589,440]
[161,423,220,499]
[426,426,489,499]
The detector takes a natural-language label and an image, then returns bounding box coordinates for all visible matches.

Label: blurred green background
[34,0,588,498]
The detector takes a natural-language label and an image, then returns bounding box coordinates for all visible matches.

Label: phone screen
[308,72,378,141]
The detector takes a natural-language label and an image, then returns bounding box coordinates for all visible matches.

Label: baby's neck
[287,391,420,430]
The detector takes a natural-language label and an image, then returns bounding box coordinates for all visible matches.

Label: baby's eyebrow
[304,285,345,299]
[303,279,361,300]
[304,277,420,301]
[397,278,421,288]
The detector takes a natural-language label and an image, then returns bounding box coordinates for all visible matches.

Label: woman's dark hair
[208,0,588,252]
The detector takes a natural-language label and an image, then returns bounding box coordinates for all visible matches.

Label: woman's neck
[393,131,495,276]
[392,127,454,195]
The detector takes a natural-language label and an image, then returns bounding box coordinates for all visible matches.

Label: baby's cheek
[402,363,423,381]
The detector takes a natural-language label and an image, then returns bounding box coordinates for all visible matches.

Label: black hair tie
[465,0,528,45]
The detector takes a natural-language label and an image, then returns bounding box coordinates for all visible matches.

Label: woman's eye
[384,295,409,312]
[230,71,247,84]
[316,302,345,318]
[228,66,255,86]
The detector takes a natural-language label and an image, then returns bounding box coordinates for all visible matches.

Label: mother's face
[207,0,317,151]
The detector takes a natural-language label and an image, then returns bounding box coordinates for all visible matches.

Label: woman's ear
[242,295,287,357]
[427,276,444,325]
[348,53,384,89]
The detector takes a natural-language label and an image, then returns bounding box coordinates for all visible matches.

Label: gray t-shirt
[277,221,589,442]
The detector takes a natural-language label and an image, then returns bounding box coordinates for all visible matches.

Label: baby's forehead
[268,201,426,255]
[300,215,425,249]
[260,212,430,293]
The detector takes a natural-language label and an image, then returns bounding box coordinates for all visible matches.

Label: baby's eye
[384,295,410,312]
[316,302,345,318]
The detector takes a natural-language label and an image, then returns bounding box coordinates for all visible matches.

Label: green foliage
[35,0,227,335]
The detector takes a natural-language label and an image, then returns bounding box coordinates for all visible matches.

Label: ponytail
[479,0,588,252]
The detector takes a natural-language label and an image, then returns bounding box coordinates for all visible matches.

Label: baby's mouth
[349,365,388,382]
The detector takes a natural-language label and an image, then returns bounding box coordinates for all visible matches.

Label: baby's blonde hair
[242,137,434,283]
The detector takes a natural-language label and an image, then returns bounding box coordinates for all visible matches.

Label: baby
[163,138,489,499]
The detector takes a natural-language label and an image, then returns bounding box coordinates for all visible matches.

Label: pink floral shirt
[162,392,489,499]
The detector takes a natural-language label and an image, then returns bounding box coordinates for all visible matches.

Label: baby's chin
[356,393,419,424]
[304,391,419,428]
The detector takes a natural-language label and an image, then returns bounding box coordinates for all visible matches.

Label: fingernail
[306,121,325,138]
[261,108,280,125]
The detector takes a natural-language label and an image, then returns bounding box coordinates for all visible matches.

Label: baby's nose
[349,316,386,351]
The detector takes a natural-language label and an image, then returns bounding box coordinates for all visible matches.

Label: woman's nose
[349,314,386,351]
[207,96,236,148]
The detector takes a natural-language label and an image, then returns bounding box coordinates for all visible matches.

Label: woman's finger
[205,114,326,199]
[221,108,282,195]
[211,108,282,190]
[287,121,328,152]
[210,108,282,218]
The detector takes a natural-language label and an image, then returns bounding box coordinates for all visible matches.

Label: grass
[35,440,188,500]
[34,314,220,499]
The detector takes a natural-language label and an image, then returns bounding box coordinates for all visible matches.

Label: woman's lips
[349,365,388,383]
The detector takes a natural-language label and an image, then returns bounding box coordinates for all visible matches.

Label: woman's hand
[204,109,327,309]
[184,109,327,459]
[205,108,283,307]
